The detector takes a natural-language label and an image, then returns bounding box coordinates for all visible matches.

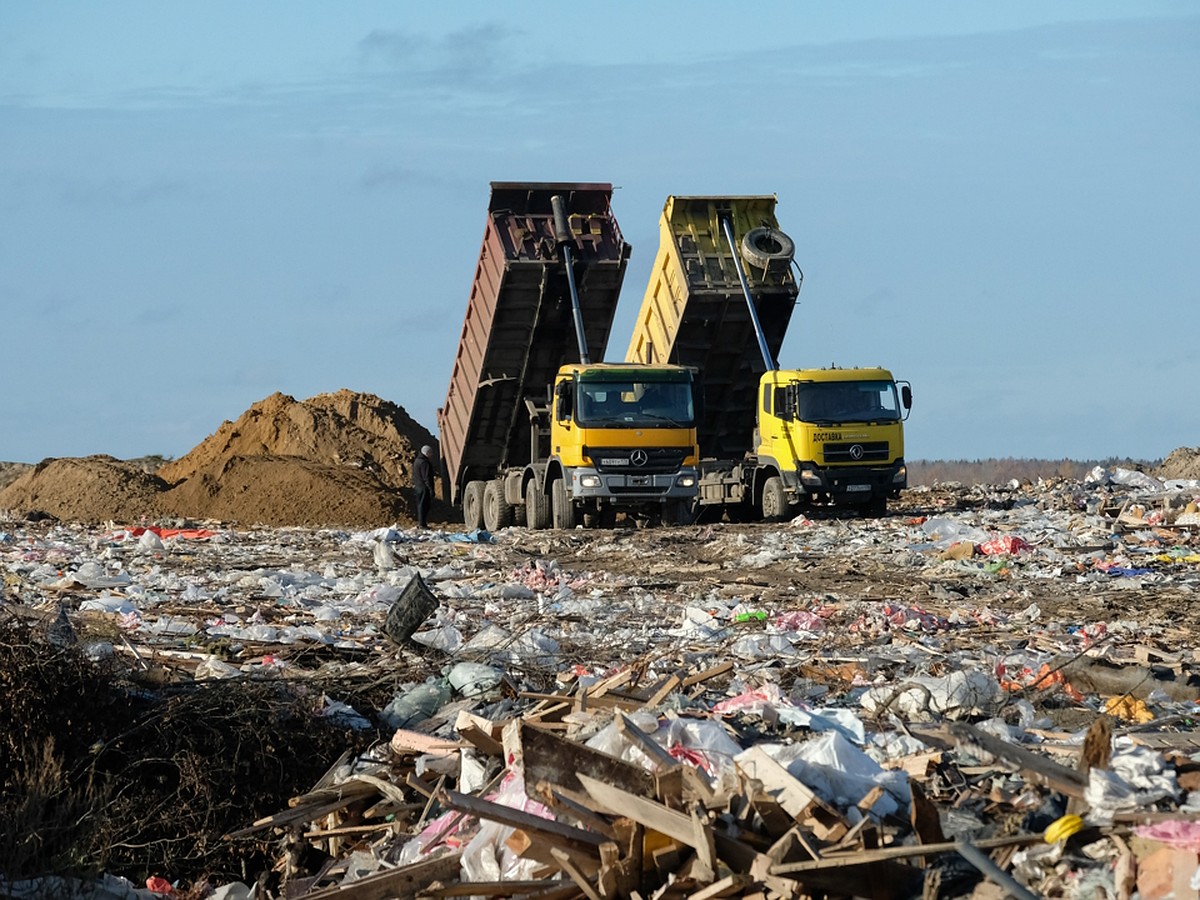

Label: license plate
[846,484,871,493]
[600,458,628,466]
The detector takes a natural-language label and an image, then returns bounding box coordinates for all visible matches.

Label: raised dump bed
[624,195,800,457]
[437,183,631,504]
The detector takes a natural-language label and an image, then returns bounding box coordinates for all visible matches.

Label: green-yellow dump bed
[625,196,800,457]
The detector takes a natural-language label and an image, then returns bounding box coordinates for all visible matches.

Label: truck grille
[587,447,688,474]
[823,441,890,464]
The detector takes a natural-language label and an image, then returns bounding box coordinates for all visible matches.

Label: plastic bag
[379,679,451,729]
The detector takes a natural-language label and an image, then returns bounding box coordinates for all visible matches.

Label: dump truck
[625,195,911,520]
[437,182,700,532]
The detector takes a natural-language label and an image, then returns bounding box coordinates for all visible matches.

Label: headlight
[676,474,696,488]
[579,474,601,488]
[892,465,907,483]
[799,468,823,487]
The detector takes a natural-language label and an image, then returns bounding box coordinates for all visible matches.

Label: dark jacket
[413,453,434,493]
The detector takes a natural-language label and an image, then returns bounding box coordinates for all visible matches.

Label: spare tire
[741,227,795,270]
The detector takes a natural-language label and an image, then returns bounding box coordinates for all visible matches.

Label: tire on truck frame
[551,477,576,530]
[524,479,550,530]
[483,479,512,532]
[761,475,789,522]
[462,481,486,531]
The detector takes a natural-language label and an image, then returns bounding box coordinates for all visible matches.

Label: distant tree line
[907,457,1159,487]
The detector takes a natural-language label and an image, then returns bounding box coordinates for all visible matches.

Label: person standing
[413,445,435,529]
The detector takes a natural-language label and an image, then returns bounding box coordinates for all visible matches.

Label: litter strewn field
[3,449,1200,899]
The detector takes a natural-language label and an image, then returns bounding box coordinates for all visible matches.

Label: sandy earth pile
[1157,445,1200,480]
[0,390,438,528]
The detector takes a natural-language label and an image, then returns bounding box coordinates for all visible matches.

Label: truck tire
[462,481,486,531]
[761,476,789,522]
[483,480,512,532]
[863,495,887,518]
[661,499,694,526]
[741,227,795,269]
[525,479,550,530]
[551,477,576,530]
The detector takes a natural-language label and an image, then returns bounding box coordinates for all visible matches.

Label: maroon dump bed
[437,183,631,503]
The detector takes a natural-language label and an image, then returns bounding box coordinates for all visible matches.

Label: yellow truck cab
[755,366,911,517]
[545,362,699,526]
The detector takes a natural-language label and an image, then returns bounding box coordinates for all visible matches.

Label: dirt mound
[0,391,439,528]
[0,456,166,524]
[158,390,433,489]
[158,455,405,528]
[0,462,32,492]
[1157,446,1200,481]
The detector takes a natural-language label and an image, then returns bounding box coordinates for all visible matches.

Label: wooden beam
[436,788,607,851]
[552,848,605,900]
[913,723,1087,797]
[299,849,462,900]
[518,721,657,799]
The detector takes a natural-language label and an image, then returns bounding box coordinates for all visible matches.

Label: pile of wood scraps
[221,657,1200,900]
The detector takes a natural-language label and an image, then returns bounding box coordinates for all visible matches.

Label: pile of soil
[0,390,439,528]
[0,457,167,524]
[1157,446,1200,481]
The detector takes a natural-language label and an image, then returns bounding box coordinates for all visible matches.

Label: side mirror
[555,382,573,421]
[785,384,800,419]
[901,384,913,409]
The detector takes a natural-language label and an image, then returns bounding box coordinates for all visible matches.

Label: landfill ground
[4,452,1200,899]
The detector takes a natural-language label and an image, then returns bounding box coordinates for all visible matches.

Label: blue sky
[2,1,1197,464]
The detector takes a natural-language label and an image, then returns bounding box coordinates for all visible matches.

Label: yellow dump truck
[625,195,912,519]
[437,183,699,531]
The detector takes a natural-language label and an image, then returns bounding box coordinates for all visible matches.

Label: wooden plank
[644,674,683,708]
[422,880,562,897]
[224,787,375,838]
[436,788,607,851]
[552,848,605,900]
[680,662,734,689]
[771,832,1052,874]
[686,874,751,900]
[518,721,657,800]
[733,747,847,841]
[453,710,505,757]
[576,773,755,874]
[913,723,1087,797]
[617,714,680,771]
[300,849,462,900]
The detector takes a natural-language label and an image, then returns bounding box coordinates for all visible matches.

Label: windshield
[576,379,694,427]
[796,380,901,424]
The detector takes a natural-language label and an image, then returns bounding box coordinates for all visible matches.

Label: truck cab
[543,363,699,526]
[756,367,911,516]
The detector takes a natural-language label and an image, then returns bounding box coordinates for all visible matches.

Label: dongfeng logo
[630,449,649,467]
[849,444,865,460]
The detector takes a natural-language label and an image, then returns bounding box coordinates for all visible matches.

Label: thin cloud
[356,23,518,85]
[61,176,189,209]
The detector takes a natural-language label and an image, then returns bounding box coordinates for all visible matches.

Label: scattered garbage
[2,454,1200,898]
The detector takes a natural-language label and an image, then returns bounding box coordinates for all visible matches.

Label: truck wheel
[483,480,512,532]
[661,499,694,526]
[863,495,887,518]
[551,478,576,530]
[761,476,789,522]
[524,479,550,530]
[462,481,486,531]
[741,227,795,269]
